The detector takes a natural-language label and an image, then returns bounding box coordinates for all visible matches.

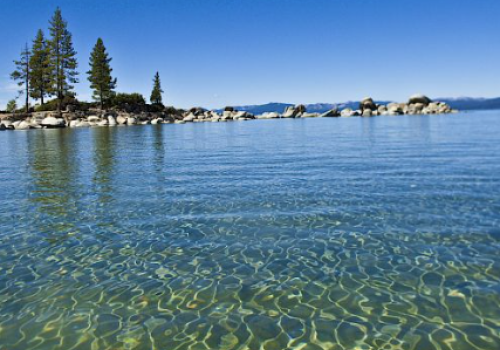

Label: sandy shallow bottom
[0,112,499,349]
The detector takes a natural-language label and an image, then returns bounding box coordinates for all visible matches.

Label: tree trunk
[25,87,29,113]
[57,92,62,116]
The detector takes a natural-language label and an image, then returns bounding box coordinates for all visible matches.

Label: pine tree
[6,99,17,113]
[11,43,31,113]
[150,71,163,105]
[87,38,117,109]
[29,29,51,105]
[48,7,78,114]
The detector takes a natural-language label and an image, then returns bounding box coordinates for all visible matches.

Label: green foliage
[29,29,52,104]
[150,71,163,105]
[11,43,31,112]
[48,7,78,111]
[112,93,146,106]
[6,99,17,113]
[35,95,78,112]
[87,38,117,109]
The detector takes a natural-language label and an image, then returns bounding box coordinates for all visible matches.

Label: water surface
[0,112,499,350]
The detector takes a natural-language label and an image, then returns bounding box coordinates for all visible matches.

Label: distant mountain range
[218,97,500,114]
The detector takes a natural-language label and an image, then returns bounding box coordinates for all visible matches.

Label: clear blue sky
[0,0,498,109]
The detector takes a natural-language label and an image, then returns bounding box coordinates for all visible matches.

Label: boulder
[341,108,355,117]
[97,120,109,126]
[116,115,127,125]
[319,108,340,117]
[15,121,31,130]
[0,124,6,131]
[184,113,196,122]
[301,113,319,118]
[224,106,235,112]
[69,120,80,127]
[107,115,117,125]
[283,105,306,118]
[360,97,377,111]
[387,103,402,114]
[362,109,372,117]
[189,107,207,116]
[210,111,221,119]
[408,94,432,106]
[408,103,425,114]
[41,116,66,128]
[126,117,137,125]
[222,111,234,120]
[256,112,280,119]
[87,115,101,123]
[234,111,249,119]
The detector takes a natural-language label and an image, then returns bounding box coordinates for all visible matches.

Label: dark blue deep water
[0,112,499,350]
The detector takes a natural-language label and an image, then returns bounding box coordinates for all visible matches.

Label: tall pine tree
[48,7,78,114]
[29,29,51,105]
[87,38,117,109]
[150,71,163,105]
[11,43,31,113]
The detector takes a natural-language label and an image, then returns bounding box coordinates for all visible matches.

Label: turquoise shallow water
[0,111,499,350]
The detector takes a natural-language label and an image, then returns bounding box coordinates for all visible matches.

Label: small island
[0,93,457,131]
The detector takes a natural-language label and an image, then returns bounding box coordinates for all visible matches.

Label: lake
[0,111,499,350]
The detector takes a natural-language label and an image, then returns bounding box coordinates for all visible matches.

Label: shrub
[111,93,146,106]
[35,96,79,112]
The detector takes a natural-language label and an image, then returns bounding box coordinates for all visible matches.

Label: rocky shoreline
[0,95,456,131]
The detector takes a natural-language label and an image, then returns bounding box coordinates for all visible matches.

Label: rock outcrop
[0,94,457,132]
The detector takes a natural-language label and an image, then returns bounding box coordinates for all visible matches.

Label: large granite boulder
[408,94,432,106]
[341,108,359,117]
[256,112,280,119]
[1,120,13,128]
[319,108,340,117]
[107,115,117,125]
[360,97,377,111]
[116,115,127,125]
[283,105,306,118]
[41,116,66,128]
[15,121,31,130]
[301,113,319,118]
[184,113,196,122]
[221,111,234,120]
